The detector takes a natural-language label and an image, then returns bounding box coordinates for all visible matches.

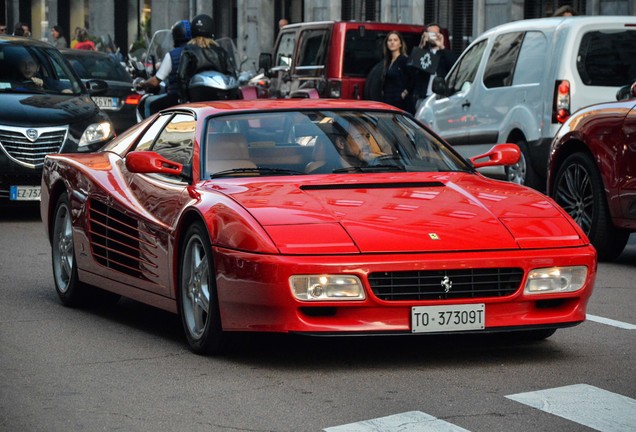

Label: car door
[620,105,636,223]
[422,39,487,148]
[117,112,196,297]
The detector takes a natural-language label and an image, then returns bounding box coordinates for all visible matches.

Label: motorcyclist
[176,14,237,102]
[135,19,192,117]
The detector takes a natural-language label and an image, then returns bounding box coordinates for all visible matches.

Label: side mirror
[471,143,521,169]
[616,82,636,101]
[85,79,109,95]
[259,53,273,77]
[125,151,183,176]
[432,76,449,97]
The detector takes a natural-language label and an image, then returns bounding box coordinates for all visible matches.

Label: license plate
[92,96,119,110]
[411,304,485,333]
[10,185,41,201]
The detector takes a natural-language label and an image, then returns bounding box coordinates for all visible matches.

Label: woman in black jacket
[381,31,415,114]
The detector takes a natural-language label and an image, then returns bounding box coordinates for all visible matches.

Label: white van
[415,16,636,190]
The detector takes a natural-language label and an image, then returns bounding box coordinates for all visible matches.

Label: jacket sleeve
[176,49,193,102]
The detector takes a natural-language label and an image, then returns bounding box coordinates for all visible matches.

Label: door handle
[461,100,471,108]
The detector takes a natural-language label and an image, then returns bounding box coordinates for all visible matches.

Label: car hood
[0,93,101,126]
[207,173,586,254]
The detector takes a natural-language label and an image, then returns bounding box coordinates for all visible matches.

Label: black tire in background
[363,61,384,101]
[552,152,629,261]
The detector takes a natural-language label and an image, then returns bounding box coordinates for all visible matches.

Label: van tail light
[554,80,571,123]
[327,79,342,98]
[125,94,142,105]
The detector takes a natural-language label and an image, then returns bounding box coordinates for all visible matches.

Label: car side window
[134,114,171,152]
[483,32,524,88]
[577,29,636,86]
[275,32,296,67]
[445,39,487,96]
[512,31,547,86]
[150,113,196,168]
[297,29,329,68]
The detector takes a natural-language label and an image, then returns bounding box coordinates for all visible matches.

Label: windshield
[204,110,469,178]
[0,44,83,95]
[63,51,132,82]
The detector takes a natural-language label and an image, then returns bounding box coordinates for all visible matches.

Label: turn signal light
[125,94,142,105]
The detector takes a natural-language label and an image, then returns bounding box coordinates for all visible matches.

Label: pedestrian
[70,27,81,48]
[552,5,578,16]
[135,20,191,117]
[176,14,237,102]
[13,22,28,36]
[0,24,7,35]
[279,18,289,30]
[381,31,415,114]
[73,28,96,51]
[51,25,68,49]
[410,23,458,111]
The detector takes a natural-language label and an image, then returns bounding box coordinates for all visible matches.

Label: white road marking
[323,411,472,432]
[506,384,636,432]
[587,314,636,329]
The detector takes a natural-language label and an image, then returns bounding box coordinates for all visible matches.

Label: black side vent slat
[87,199,159,280]
[368,268,524,301]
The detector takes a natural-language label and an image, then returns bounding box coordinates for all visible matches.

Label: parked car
[548,81,636,261]
[255,21,426,100]
[40,98,597,355]
[61,49,140,133]
[416,16,636,190]
[0,36,114,204]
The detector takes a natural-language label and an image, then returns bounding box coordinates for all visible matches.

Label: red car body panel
[549,100,636,230]
[41,99,597,337]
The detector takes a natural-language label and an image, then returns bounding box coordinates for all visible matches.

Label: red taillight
[125,94,142,105]
[554,80,570,123]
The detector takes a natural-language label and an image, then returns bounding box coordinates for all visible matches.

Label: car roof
[174,98,404,117]
[281,20,424,31]
[480,15,636,38]
[0,35,59,48]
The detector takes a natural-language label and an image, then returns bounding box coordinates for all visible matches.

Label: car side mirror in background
[85,79,109,96]
[471,143,521,169]
[432,76,449,97]
[259,53,273,77]
[616,82,636,101]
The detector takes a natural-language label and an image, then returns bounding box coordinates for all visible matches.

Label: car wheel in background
[505,139,541,190]
[179,221,226,354]
[51,193,86,306]
[552,152,629,261]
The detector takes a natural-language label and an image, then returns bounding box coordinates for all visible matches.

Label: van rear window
[577,30,636,87]
[343,29,421,77]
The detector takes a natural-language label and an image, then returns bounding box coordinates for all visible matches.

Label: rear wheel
[51,193,85,306]
[179,222,226,354]
[552,152,629,260]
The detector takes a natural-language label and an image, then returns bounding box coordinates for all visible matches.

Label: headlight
[524,266,587,294]
[290,275,365,301]
[79,122,113,147]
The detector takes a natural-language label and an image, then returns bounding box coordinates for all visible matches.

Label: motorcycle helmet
[171,19,192,46]
[190,14,214,38]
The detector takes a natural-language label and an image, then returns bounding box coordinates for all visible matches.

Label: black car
[61,49,139,134]
[0,36,114,204]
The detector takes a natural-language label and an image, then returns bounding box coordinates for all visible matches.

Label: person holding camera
[410,23,458,111]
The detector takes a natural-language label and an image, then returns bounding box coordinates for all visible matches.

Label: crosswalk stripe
[506,384,636,432]
[586,314,636,329]
[323,411,472,432]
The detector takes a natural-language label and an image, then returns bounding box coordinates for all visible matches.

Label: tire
[552,152,629,261]
[51,193,86,306]
[363,61,384,101]
[505,139,542,190]
[179,221,226,354]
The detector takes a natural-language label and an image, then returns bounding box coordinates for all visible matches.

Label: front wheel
[552,152,629,261]
[51,193,85,306]
[179,222,226,354]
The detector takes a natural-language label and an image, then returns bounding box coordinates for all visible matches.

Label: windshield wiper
[332,164,407,173]
[210,167,305,178]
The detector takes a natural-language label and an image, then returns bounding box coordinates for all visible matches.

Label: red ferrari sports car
[41,99,597,355]
[548,82,636,261]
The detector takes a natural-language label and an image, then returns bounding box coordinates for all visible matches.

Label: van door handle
[462,100,471,108]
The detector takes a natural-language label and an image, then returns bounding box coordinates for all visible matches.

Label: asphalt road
[1,205,635,432]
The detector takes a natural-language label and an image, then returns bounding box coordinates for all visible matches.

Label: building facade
[1,0,634,70]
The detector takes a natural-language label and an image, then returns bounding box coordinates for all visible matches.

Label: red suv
[255,21,425,100]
